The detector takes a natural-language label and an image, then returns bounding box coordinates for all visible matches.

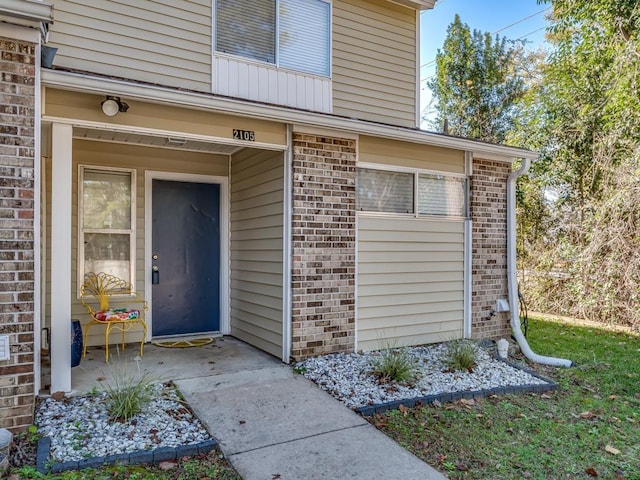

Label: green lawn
[371,319,640,479]
[9,451,241,480]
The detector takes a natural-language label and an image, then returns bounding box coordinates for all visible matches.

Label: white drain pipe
[507,158,572,367]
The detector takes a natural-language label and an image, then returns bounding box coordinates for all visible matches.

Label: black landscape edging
[36,437,219,474]
[355,358,558,417]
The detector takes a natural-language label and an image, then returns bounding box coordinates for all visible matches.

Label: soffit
[387,0,435,10]
[73,126,243,155]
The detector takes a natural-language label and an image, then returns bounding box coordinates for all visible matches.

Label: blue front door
[151,180,221,336]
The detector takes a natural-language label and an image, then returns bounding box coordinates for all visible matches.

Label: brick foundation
[0,36,36,431]
[470,158,511,339]
[290,133,356,360]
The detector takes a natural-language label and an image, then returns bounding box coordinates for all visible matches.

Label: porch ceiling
[73,126,244,155]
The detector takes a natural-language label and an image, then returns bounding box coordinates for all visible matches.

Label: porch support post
[50,123,73,393]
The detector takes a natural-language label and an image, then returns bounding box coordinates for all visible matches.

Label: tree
[517,0,640,327]
[427,14,526,143]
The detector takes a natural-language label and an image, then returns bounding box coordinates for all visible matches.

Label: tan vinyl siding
[230,148,284,358]
[48,0,211,92]
[359,136,465,174]
[44,89,287,147]
[357,216,464,351]
[43,140,229,348]
[333,0,417,127]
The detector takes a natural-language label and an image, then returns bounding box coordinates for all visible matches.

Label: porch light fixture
[101,96,129,117]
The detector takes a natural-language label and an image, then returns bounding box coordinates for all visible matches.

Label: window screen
[418,174,467,217]
[357,168,414,214]
[216,0,276,63]
[279,0,330,76]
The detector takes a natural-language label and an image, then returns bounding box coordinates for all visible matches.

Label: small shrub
[443,339,478,372]
[370,348,421,385]
[102,360,156,422]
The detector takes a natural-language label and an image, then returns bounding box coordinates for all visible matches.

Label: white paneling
[213,55,331,113]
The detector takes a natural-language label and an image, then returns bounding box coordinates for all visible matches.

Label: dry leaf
[605,445,621,455]
[540,393,552,399]
[585,467,598,477]
[158,461,177,470]
[398,404,409,414]
[609,395,617,400]
[51,391,65,401]
[431,399,442,408]
[460,398,475,407]
[579,411,596,419]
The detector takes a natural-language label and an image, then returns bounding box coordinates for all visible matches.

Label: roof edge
[0,0,53,24]
[42,69,538,161]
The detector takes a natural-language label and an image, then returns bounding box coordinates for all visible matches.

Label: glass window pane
[418,174,467,217]
[84,233,131,282]
[216,0,276,63]
[279,0,330,76]
[356,168,414,214]
[83,170,132,229]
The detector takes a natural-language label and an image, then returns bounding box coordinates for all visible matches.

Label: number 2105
[233,129,256,142]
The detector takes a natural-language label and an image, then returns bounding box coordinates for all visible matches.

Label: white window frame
[356,162,469,219]
[212,0,332,78]
[77,165,136,297]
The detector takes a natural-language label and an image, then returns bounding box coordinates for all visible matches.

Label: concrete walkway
[175,360,447,480]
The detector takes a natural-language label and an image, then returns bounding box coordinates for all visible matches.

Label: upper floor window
[215,0,331,77]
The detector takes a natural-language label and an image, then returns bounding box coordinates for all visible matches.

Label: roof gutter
[507,158,572,367]
[0,0,53,24]
[41,69,537,162]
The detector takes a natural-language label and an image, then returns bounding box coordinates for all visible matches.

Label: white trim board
[42,69,538,161]
[144,171,231,340]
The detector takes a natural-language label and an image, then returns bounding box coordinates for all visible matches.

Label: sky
[419,0,551,124]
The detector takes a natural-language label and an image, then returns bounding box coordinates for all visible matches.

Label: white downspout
[507,158,572,367]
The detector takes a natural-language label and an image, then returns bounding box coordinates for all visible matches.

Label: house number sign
[233,129,256,141]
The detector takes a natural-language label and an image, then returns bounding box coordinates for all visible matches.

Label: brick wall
[290,133,356,360]
[0,36,36,431]
[470,158,511,339]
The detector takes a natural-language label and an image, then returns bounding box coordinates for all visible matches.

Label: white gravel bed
[298,343,550,409]
[35,383,210,462]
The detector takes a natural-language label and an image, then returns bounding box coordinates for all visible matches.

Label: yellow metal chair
[80,272,148,362]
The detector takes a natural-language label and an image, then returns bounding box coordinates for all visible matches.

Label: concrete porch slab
[62,337,279,394]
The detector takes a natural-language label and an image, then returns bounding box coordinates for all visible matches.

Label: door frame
[144,171,230,340]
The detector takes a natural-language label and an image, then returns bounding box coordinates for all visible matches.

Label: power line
[419,23,549,87]
[419,6,551,71]
[492,7,551,35]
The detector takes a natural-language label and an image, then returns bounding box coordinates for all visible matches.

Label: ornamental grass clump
[370,347,421,385]
[443,339,478,373]
[102,358,156,422]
